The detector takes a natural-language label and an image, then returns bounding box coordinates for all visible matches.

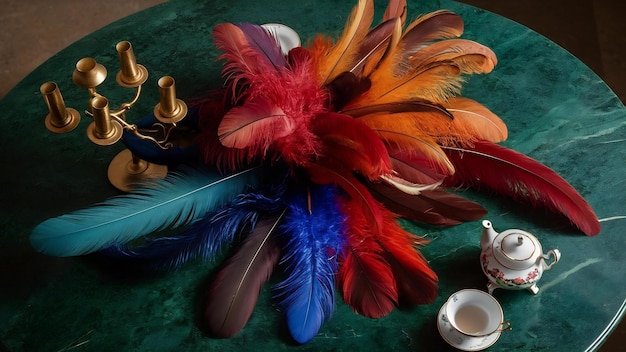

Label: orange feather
[410,38,498,74]
[315,0,375,85]
[441,97,508,144]
[376,129,455,178]
[349,61,463,107]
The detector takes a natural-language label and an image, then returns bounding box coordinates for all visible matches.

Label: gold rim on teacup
[443,289,512,337]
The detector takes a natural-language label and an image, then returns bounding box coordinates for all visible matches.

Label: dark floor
[0,0,624,350]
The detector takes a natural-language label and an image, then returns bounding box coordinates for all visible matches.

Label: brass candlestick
[40,40,188,192]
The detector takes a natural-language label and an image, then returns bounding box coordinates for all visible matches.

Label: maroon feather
[351,18,398,76]
[400,10,464,59]
[340,98,453,118]
[382,0,407,24]
[203,211,284,338]
[443,141,600,235]
[365,180,486,225]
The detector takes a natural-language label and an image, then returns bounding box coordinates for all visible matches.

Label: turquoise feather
[30,165,266,257]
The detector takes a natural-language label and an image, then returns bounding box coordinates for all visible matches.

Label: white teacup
[444,289,511,337]
[261,23,301,55]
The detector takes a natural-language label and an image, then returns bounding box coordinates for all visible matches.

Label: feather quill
[30,166,266,256]
[100,185,287,270]
[203,210,285,338]
[351,61,462,107]
[274,185,345,344]
[443,141,600,235]
[213,23,270,99]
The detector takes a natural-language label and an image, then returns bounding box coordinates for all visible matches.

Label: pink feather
[218,97,292,150]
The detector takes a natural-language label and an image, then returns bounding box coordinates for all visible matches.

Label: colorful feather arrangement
[30,0,601,345]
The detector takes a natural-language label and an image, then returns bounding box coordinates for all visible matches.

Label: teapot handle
[541,249,561,270]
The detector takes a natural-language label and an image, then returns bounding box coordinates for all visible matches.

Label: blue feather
[100,184,287,270]
[273,184,346,344]
[30,165,267,257]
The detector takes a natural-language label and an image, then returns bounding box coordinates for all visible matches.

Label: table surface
[1,0,624,351]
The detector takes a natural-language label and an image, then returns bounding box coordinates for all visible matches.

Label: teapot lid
[495,230,539,269]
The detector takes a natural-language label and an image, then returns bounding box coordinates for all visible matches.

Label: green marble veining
[1,0,625,351]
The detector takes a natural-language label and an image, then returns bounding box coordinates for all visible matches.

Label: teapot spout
[481,220,498,250]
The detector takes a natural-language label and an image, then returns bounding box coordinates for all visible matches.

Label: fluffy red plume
[443,141,601,235]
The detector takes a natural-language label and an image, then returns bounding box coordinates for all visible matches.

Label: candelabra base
[107,149,167,192]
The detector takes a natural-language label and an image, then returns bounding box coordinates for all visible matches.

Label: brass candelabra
[40,41,188,192]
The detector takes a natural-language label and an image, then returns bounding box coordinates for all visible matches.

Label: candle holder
[40,41,188,192]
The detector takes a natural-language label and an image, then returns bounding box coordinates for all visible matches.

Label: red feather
[311,112,392,179]
[337,196,438,317]
[377,211,438,305]
[337,197,398,318]
[203,212,284,338]
[213,23,279,101]
[443,141,600,235]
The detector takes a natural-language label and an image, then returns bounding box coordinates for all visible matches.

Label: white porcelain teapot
[480,220,561,295]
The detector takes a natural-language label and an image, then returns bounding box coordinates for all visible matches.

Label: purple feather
[236,22,287,69]
[273,185,346,344]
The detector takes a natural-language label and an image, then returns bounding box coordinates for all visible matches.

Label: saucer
[437,302,501,351]
[261,23,301,54]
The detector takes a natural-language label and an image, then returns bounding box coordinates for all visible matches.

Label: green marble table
[1,0,624,351]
